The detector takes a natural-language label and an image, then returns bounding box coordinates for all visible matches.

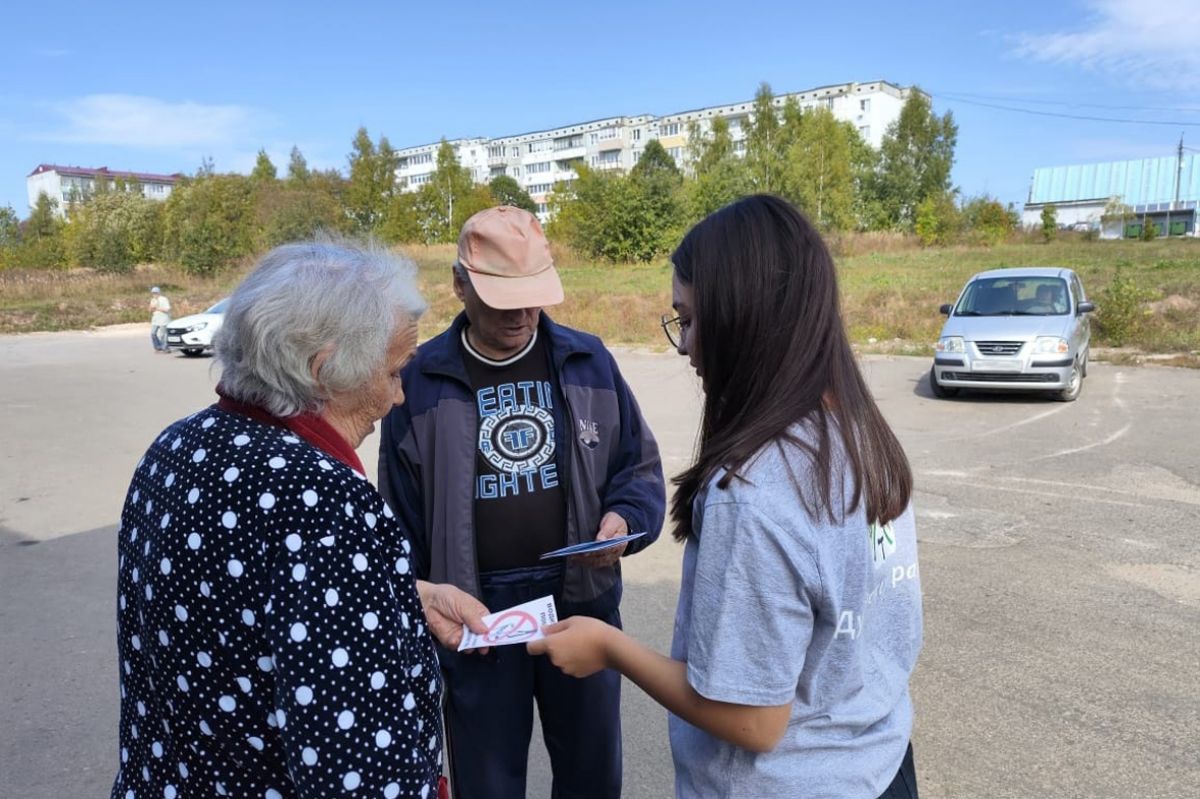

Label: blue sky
[2,0,1198,216]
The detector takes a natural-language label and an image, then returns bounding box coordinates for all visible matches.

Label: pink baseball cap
[456,206,564,310]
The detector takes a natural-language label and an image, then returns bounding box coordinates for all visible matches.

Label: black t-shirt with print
[460,328,567,572]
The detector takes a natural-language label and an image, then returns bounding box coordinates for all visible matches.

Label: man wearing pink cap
[379,206,665,798]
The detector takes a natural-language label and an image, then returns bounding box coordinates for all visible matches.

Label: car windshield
[955,277,1069,316]
[205,298,230,314]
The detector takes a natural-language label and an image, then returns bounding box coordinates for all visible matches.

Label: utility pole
[1168,133,1183,236]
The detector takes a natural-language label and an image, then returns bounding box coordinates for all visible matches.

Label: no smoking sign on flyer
[457,595,558,652]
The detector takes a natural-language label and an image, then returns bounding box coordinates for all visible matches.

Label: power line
[931,93,1200,128]
[933,90,1200,115]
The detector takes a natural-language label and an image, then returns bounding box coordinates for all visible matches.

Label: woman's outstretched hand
[527,616,618,678]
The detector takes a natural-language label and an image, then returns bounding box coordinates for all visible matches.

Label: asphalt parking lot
[2,325,1198,798]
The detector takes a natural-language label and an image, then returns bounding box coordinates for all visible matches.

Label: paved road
[2,326,1198,798]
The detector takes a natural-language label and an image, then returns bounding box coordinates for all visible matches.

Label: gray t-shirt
[669,427,923,798]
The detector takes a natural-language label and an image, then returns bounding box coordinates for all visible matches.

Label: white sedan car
[165,298,228,357]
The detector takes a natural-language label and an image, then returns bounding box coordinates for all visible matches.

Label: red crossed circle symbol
[484,610,539,644]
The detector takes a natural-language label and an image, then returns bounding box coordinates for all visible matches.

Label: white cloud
[42,94,267,149]
[1014,0,1200,85]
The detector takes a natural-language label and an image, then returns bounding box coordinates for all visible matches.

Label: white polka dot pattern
[111,407,442,798]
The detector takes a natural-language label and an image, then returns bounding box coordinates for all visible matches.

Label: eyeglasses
[661,314,683,349]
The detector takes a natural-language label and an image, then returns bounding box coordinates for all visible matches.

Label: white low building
[1021,154,1200,238]
[26,164,182,217]
[394,80,917,219]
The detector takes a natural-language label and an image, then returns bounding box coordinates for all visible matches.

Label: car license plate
[973,359,1022,372]
[167,336,182,343]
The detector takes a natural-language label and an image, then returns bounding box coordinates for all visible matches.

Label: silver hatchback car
[930,267,1095,402]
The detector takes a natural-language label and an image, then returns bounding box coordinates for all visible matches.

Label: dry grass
[0,265,245,334]
[3,238,1198,360]
[398,243,672,345]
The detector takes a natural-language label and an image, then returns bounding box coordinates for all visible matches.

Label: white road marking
[1001,476,1200,507]
[1031,423,1132,461]
[918,480,1146,508]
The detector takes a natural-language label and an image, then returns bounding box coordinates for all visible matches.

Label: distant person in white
[531,195,924,799]
[148,287,171,353]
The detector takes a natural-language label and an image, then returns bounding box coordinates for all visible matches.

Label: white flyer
[457,595,558,652]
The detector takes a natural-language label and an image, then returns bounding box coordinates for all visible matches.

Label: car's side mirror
[939,303,953,316]
[1077,301,1095,314]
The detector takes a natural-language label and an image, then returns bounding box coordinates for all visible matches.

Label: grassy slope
[3,238,1198,356]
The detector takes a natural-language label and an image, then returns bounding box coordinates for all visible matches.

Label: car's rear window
[955,277,1069,316]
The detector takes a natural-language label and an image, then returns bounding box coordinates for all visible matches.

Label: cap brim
[469,266,564,310]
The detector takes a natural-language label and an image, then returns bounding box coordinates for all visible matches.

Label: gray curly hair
[215,239,426,416]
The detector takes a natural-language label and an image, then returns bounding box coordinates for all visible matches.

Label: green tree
[0,205,20,268]
[17,194,67,268]
[488,175,537,214]
[783,108,858,231]
[1101,196,1134,238]
[162,174,255,274]
[548,161,678,263]
[287,146,311,183]
[1139,217,1159,241]
[251,149,277,183]
[685,116,750,222]
[414,140,489,243]
[1041,205,1057,242]
[345,127,399,233]
[745,82,785,193]
[961,195,1015,246]
[65,191,164,272]
[379,192,424,244]
[256,185,343,248]
[914,191,960,246]
[628,140,685,254]
[872,91,957,229]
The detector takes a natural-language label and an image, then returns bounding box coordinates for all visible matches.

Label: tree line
[0,83,1022,273]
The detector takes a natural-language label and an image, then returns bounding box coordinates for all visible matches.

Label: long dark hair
[670,195,912,541]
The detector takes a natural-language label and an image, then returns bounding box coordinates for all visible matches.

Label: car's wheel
[929,366,958,398]
[182,348,204,357]
[1055,361,1082,402]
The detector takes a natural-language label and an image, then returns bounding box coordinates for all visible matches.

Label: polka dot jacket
[110,407,443,799]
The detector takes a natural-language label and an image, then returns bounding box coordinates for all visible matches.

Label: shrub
[1096,267,1155,347]
[914,193,959,246]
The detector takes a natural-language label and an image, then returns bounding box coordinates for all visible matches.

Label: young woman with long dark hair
[529,195,923,798]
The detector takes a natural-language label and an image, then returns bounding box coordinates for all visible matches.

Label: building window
[632,129,641,141]
[667,147,684,163]
[536,202,548,215]
[860,98,870,112]
[858,126,870,140]
[527,161,551,174]
[511,147,520,157]
[660,122,680,136]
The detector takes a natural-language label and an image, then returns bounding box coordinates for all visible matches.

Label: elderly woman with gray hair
[110,241,487,799]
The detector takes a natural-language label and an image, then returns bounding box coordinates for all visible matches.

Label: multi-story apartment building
[26,164,182,217]
[392,81,917,220]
